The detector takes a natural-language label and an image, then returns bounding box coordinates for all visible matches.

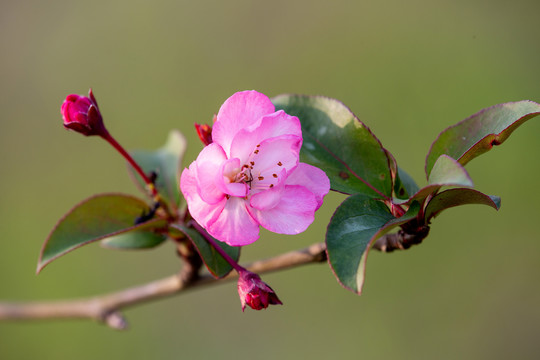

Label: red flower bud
[194,123,213,146]
[61,89,107,137]
[237,270,282,311]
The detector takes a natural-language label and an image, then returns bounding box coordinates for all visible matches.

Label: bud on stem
[189,220,282,311]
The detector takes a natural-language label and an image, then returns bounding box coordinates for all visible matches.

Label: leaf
[404,155,474,206]
[37,194,168,273]
[427,154,473,186]
[171,224,240,278]
[272,95,392,198]
[426,100,540,177]
[424,188,501,221]
[393,166,420,200]
[326,195,420,294]
[100,231,167,250]
[128,130,187,208]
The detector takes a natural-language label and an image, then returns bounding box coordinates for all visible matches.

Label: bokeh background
[1,0,539,359]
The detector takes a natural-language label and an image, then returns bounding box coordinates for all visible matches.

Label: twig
[0,242,327,329]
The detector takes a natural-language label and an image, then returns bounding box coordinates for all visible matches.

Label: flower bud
[194,122,213,146]
[237,270,282,311]
[61,89,107,137]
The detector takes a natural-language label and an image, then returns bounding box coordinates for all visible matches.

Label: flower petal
[285,163,330,210]
[180,164,226,228]
[249,173,286,210]
[248,135,302,192]
[249,185,317,235]
[229,110,302,164]
[195,143,227,204]
[215,158,248,197]
[207,197,260,246]
[212,91,275,156]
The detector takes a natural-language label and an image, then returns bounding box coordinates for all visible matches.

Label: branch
[0,242,327,329]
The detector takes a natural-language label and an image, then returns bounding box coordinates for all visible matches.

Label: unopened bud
[237,270,282,311]
[194,123,213,146]
[61,89,107,137]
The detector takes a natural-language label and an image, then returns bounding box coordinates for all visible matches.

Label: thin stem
[100,131,175,221]
[189,221,245,272]
[101,132,157,197]
[0,242,327,329]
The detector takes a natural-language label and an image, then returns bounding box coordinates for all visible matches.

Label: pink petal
[248,135,302,192]
[249,174,286,210]
[207,197,260,246]
[180,164,226,228]
[285,163,330,210]
[215,158,248,197]
[212,91,275,156]
[229,110,302,164]
[248,185,317,235]
[195,143,227,204]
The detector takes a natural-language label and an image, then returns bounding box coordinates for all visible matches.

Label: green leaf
[393,166,420,200]
[326,195,420,294]
[128,130,187,208]
[424,188,501,221]
[37,194,167,273]
[272,95,392,198]
[171,224,240,278]
[427,154,473,186]
[426,100,540,177]
[404,155,474,206]
[100,231,167,250]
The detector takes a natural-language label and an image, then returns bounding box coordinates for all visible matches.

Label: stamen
[250,161,255,166]
[254,150,259,154]
[277,161,283,166]
[256,144,260,147]
[269,184,274,188]
[272,174,278,178]
[258,176,264,180]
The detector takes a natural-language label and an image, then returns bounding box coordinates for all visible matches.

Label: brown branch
[0,242,327,329]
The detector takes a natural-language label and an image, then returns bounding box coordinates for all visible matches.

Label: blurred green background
[1,0,539,359]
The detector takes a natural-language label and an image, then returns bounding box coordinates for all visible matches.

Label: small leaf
[428,155,473,187]
[424,188,501,221]
[128,130,187,208]
[404,155,474,206]
[426,100,540,177]
[326,195,420,294]
[393,166,420,200]
[171,224,240,278]
[101,231,167,250]
[37,194,167,273]
[273,95,392,198]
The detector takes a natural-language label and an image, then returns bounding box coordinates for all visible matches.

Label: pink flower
[237,270,282,311]
[180,90,330,246]
[61,89,107,137]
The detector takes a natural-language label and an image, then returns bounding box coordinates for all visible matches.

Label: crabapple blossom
[180,90,330,246]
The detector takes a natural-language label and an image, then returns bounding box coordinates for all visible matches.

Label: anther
[277,161,283,166]
[258,176,264,180]
[272,174,278,178]
[250,161,255,166]
[269,184,274,188]
[254,150,259,154]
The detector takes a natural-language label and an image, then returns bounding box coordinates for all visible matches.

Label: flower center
[233,144,283,194]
